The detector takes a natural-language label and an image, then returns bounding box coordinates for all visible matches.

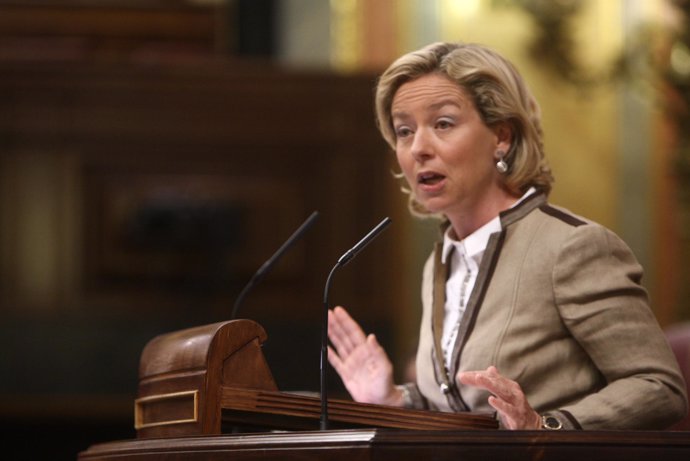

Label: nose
[410,128,434,162]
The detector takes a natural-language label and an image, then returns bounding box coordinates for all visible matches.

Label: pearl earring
[496,151,508,174]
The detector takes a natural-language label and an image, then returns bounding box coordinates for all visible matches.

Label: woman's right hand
[327,306,402,406]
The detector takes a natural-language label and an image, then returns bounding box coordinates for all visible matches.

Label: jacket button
[440,383,450,394]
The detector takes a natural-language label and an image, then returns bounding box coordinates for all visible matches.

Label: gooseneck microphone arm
[320,217,392,430]
[231,211,319,320]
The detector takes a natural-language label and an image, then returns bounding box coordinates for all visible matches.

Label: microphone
[320,217,392,430]
[336,217,393,267]
[230,211,319,320]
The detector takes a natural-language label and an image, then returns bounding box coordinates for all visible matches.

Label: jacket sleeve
[552,223,687,429]
[398,382,430,410]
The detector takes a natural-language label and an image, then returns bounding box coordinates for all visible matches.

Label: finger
[366,334,387,359]
[456,365,498,381]
[487,395,519,430]
[328,308,360,355]
[328,309,352,355]
[334,307,368,344]
[457,367,518,403]
[487,394,515,416]
[329,307,366,355]
[488,395,540,430]
[457,369,500,391]
[328,308,354,349]
[327,345,347,376]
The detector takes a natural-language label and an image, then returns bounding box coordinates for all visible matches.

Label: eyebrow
[392,98,463,119]
[428,98,463,111]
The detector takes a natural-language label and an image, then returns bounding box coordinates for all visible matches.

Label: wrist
[389,385,409,407]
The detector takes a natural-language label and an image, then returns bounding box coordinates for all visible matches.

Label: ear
[493,122,513,158]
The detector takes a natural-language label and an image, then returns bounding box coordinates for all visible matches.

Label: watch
[541,414,563,430]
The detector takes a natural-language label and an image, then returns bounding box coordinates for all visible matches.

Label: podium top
[138,320,268,379]
[81,428,690,461]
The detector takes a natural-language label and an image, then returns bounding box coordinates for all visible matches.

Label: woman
[327,42,687,430]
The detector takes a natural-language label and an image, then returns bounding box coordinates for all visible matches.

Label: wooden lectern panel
[221,387,497,431]
[134,320,497,438]
[135,320,278,438]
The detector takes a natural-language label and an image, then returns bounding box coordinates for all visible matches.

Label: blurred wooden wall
[0,1,407,459]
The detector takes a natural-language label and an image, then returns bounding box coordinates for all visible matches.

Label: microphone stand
[320,217,392,430]
[320,264,339,431]
[231,211,319,320]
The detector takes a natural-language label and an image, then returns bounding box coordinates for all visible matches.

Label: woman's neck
[446,190,521,240]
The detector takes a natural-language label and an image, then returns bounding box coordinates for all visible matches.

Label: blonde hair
[375,42,553,216]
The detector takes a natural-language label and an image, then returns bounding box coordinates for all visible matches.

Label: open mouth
[418,172,445,186]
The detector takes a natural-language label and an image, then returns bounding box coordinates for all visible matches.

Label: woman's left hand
[457,366,541,429]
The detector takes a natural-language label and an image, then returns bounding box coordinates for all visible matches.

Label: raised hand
[327,306,402,406]
[457,366,541,429]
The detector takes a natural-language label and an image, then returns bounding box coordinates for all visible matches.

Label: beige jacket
[407,192,687,429]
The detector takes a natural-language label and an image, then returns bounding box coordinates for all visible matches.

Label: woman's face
[391,73,511,225]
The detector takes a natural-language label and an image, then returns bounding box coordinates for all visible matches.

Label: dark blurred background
[0,1,411,458]
[1,1,690,459]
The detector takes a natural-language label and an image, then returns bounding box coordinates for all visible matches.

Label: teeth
[419,172,443,184]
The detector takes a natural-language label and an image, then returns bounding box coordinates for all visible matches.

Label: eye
[394,125,413,138]
[435,118,454,130]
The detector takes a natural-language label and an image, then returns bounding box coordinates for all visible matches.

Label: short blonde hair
[375,42,553,215]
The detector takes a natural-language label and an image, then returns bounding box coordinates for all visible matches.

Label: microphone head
[336,217,392,267]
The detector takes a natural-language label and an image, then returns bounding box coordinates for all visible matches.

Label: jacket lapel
[430,191,547,410]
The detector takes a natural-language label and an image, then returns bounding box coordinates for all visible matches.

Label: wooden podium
[78,428,690,461]
[132,319,496,437]
[78,320,690,461]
